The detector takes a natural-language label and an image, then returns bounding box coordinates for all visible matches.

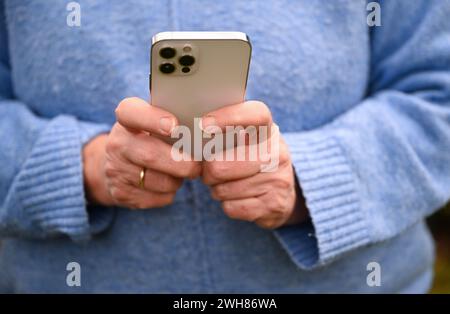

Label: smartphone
[149,31,252,157]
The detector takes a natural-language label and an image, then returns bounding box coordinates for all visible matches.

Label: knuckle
[236,202,250,213]
[223,203,239,219]
[207,162,227,182]
[104,161,117,178]
[267,192,286,212]
[278,147,290,164]
[223,202,249,220]
[256,219,278,229]
[140,150,156,166]
[278,153,289,165]
[133,201,149,210]
[110,187,128,203]
[105,137,121,155]
[214,184,228,199]
[275,176,292,190]
[185,162,201,178]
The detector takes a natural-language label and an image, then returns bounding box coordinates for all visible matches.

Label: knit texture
[275,135,370,269]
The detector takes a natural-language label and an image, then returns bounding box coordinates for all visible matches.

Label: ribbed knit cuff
[274,132,370,270]
[4,116,112,242]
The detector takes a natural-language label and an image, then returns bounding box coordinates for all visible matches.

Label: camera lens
[179,55,195,66]
[159,47,176,59]
[159,63,175,74]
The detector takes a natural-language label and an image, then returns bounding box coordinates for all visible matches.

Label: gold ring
[138,168,146,189]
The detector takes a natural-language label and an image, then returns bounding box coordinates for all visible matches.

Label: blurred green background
[428,202,450,293]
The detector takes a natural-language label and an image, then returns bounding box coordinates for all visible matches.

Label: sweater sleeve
[0,2,114,242]
[274,0,450,269]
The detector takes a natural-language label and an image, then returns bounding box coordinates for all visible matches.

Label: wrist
[82,134,112,205]
[283,170,309,226]
[284,194,308,226]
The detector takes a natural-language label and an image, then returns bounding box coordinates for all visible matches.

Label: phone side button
[148,73,151,92]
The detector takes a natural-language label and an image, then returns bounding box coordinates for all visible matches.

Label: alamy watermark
[66,1,81,27]
[66,261,81,287]
[366,262,381,287]
[367,2,381,27]
[66,2,380,28]
[168,118,280,172]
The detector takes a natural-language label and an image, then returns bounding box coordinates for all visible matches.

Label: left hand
[200,101,308,229]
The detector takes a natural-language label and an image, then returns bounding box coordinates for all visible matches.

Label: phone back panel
[150,32,251,133]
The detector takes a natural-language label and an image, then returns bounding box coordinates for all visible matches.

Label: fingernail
[199,116,216,133]
[159,117,175,135]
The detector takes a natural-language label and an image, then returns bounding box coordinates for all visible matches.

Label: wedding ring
[138,168,146,189]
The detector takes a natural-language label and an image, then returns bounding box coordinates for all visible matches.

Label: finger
[130,189,175,209]
[202,158,261,185]
[222,198,265,222]
[115,97,178,136]
[109,184,175,209]
[105,154,183,193]
[211,173,270,201]
[122,132,201,178]
[202,142,267,185]
[202,124,286,185]
[127,164,183,193]
[200,100,272,133]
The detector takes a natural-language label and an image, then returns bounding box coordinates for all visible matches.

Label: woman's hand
[201,101,309,229]
[83,97,201,209]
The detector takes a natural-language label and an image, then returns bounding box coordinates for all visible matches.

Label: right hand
[83,97,201,209]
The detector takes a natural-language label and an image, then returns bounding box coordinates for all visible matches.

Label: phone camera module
[159,47,176,59]
[159,63,175,74]
[179,55,195,66]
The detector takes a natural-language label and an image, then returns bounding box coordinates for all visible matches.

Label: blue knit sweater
[0,0,449,293]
